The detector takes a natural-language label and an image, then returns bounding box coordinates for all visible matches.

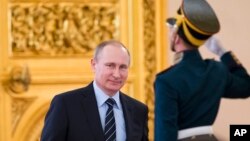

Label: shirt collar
[93,81,122,109]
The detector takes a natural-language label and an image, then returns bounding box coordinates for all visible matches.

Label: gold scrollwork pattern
[10,2,119,57]
[143,0,156,140]
[26,116,44,141]
[12,97,36,135]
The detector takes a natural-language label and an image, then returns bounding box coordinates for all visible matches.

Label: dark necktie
[104,98,116,141]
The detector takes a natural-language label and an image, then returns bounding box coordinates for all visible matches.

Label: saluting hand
[205,36,227,57]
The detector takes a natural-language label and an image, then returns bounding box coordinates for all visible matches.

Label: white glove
[204,36,227,57]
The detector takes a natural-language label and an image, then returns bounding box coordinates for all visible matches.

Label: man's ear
[90,58,96,71]
[174,34,180,44]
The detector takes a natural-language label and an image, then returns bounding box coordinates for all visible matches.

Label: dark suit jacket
[154,50,250,141]
[41,82,148,141]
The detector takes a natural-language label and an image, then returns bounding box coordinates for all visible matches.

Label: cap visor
[166,17,177,26]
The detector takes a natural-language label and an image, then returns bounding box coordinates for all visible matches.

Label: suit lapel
[80,83,104,140]
[120,94,134,141]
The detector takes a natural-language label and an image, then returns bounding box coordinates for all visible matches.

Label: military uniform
[154,50,250,140]
[154,0,250,140]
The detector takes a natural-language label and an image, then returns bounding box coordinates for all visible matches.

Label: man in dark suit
[154,0,250,141]
[41,40,148,141]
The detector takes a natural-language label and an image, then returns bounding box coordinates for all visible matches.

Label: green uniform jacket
[154,49,250,141]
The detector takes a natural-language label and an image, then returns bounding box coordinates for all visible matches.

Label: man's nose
[112,67,121,78]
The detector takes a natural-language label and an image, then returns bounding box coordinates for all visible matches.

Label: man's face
[91,44,130,96]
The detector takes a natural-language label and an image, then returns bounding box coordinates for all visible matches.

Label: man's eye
[120,66,128,70]
[106,64,114,68]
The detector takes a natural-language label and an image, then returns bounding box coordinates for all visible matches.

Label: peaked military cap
[167,0,220,47]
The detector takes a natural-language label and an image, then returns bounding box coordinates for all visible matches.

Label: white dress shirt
[93,81,126,141]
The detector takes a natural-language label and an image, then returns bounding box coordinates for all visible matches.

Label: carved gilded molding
[2,64,36,135]
[26,116,44,141]
[11,97,36,135]
[9,2,119,57]
[143,0,156,140]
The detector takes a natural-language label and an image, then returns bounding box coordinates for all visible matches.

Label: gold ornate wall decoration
[11,101,50,141]
[11,97,36,135]
[25,116,44,141]
[1,64,35,134]
[143,0,156,139]
[10,2,119,57]
[7,65,31,94]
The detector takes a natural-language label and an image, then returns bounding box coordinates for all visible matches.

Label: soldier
[154,0,250,140]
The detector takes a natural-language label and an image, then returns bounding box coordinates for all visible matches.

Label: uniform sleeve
[40,95,68,141]
[221,51,250,98]
[154,77,178,141]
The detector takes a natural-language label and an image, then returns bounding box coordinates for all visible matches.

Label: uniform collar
[174,49,202,64]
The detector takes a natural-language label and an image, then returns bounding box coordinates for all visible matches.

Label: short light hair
[93,40,130,62]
